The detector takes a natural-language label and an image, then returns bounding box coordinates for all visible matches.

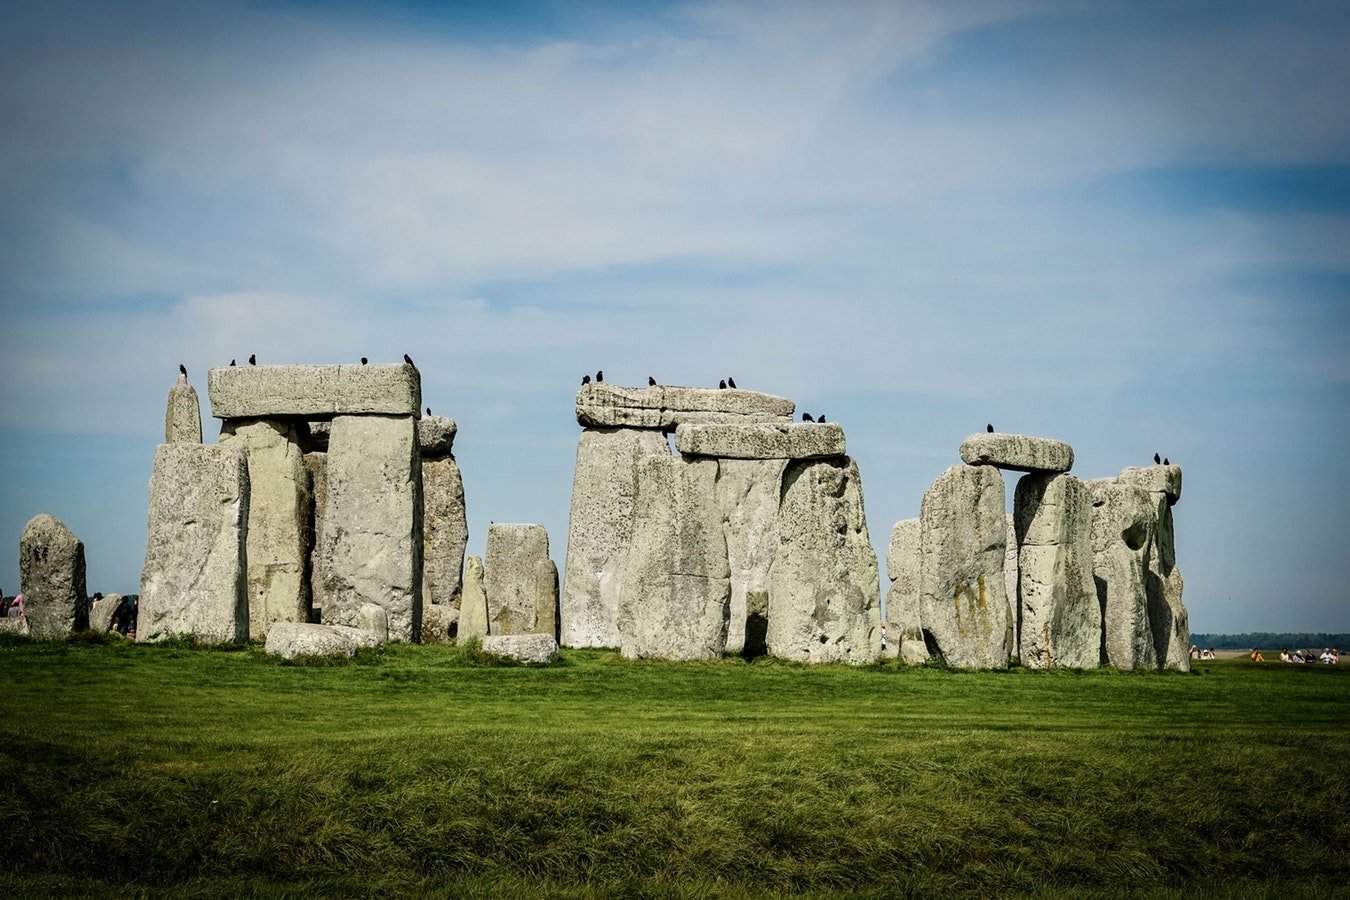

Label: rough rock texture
[19,514,89,640]
[264,622,381,659]
[138,444,249,643]
[714,458,786,655]
[885,518,928,664]
[1117,465,1182,505]
[359,603,389,641]
[676,422,845,460]
[208,363,421,419]
[417,416,457,457]
[485,524,551,636]
[1146,494,1189,671]
[422,456,468,608]
[458,556,489,642]
[420,603,457,644]
[304,451,328,618]
[767,458,881,664]
[535,559,559,642]
[959,433,1074,473]
[481,633,560,664]
[1087,478,1157,669]
[0,617,30,637]
[314,415,422,641]
[918,465,1012,668]
[1013,473,1101,669]
[90,593,123,632]
[1003,514,1019,639]
[576,383,794,429]
[561,427,672,648]
[620,455,730,660]
[220,419,311,639]
[166,376,203,443]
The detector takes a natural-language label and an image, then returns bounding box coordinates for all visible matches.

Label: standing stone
[620,455,730,660]
[458,556,489,642]
[1013,473,1100,669]
[165,375,203,444]
[715,458,787,655]
[304,451,327,621]
[1003,514,1019,645]
[314,415,422,641]
[1118,466,1188,671]
[535,558,559,641]
[918,465,1011,668]
[220,419,311,639]
[19,514,88,640]
[485,524,551,636]
[138,444,249,643]
[420,416,467,612]
[90,593,123,632]
[561,427,672,648]
[1087,478,1157,669]
[885,518,927,665]
[767,458,881,664]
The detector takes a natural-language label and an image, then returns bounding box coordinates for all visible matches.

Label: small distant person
[1190,644,1200,660]
[8,594,22,618]
[1249,649,1264,662]
[1304,650,1317,664]
[1320,649,1334,665]
[880,624,887,653]
[111,595,133,636]
[1279,649,1290,662]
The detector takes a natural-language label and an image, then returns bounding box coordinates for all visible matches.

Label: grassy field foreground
[1,635,1347,898]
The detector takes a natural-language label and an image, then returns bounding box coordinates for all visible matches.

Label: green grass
[1,634,1347,898]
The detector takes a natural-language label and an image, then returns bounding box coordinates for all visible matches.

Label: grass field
[2,634,1347,898]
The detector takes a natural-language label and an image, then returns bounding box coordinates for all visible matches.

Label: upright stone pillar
[1118,465,1188,671]
[1087,478,1157,669]
[458,556,489,642]
[485,523,551,635]
[535,559,560,642]
[420,417,468,612]
[714,458,787,655]
[885,518,927,664]
[166,374,203,443]
[19,514,88,639]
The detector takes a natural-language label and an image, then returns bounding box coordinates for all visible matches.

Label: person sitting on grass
[7,594,22,618]
[110,596,134,636]
[1250,649,1264,662]
[1304,649,1317,664]
[1280,649,1290,662]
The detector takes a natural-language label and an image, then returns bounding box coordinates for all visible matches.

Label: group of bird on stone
[195,353,417,372]
[1154,452,1170,465]
[579,371,741,390]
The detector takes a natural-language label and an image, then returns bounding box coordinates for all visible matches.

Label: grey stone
[1004,514,1019,640]
[535,558,559,642]
[417,416,457,457]
[207,363,421,419]
[359,602,389,641]
[959,433,1074,473]
[90,593,123,632]
[422,456,468,608]
[420,602,457,644]
[1013,473,1101,668]
[0,616,30,637]
[313,415,422,641]
[675,422,845,460]
[304,451,328,619]
[767,457,881,664]
[480,633,560,664]
[485,524,550,636]
[715,458,786,655]
[1087,478,1157,669]
[620,455,730,660]
[1117,464,1182,505]
[138,444,249,643]
[219,419,311,639]
[918,465,1012,668]
[561,427,672,648]
[165,375,203,443]
[19,514,88,640]
[884,518,927,664]
[264,621,381,659]
[457,556,489,642]
[576,383,795,429]
[1147,493,1189,671]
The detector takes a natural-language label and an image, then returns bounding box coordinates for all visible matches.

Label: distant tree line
[1191,633,1350,650]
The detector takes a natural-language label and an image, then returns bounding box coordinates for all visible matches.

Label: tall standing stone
[1003,514,1019,641]
[420,417,468,611]
[19,514,88,639]
[1118,465,1188,671]
[918,465,1011,668]
[220,419,311,639]
[138,444,249,643]
[535,558,559,641]
[485,523,551,636]
[561,427,672,648]
[458,556,489,642]
[767,458,881,664]
[885,518,928,664]
[1013,473,1100,668]
[314,414,422,641]
[1087,478,1157,669]
[714,458,787,655]
[165,375,203,444]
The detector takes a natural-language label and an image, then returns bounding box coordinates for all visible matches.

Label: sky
[1,0,1347,633]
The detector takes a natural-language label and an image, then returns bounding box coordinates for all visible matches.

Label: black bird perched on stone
[1164,457,1170,466]
[816,414,825,423]
[1154,453,1161,465]
[727,377,737,389]
[596,370,603,383]
[802,412,812,422]
[582,374,591,385]
[249,354,256,365]
[648,376,656,386]
[361,357,368,365]
[229,359,236,366]
[987,423,994,433]
[426,407,431,416]
[719,379,727,389]
[404,353,415,367]
[179,363,186,377]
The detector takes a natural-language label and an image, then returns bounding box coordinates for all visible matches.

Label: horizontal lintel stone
[675,422,845,460]
[207,364,421,419]
[958,433,1074,473]
[576,383,794,429]
[1116,465,1182,504]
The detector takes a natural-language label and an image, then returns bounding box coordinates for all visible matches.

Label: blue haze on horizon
[1,0,1347,633]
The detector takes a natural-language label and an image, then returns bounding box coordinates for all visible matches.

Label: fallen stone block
[20,514,89,640]
[675,421,845,460]
[486,524,551,636]
[576,383,795,429]
[959,433,1074,473]
[207,363,421,419]
[265,622,381,659]
[1088,478,1157,669]
[166,375,202,443]
[359,603,389,641]
[481,633,560,664]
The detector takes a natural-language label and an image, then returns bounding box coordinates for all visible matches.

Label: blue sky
[2,0,1347,632]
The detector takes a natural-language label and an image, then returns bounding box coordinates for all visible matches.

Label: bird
[229,359,236,366]
[404,353,415,367]
[1164,457,1170,465]
[425,407,431,416]
[582,374,591,385]
[178,363,186,377]
[361,357,368,365]
[648,376,657,386]
[719,379,727,389]
[248,354,256,365]
[815,414,825,423]
[1154,453,1161,465]
[987,423,994,433]
[801,412,812,422]
[727,376,737,389]
[596,370,603,383]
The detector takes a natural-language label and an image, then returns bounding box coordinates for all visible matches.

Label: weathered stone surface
[884,518,927,664]
[457,556,489,642]
[208,363,420,419]
[220,419,311,639]
[1013,473,1101,668]
[420,602,457,644]
[0,616,30,636]
[620,456,730,660]
[1117,465,1182,505]
[138,444,249,643]
[417,416,457,457]
[918,465,1012,668]
[1088,478,1157,669]
[1003,514,1019,637]
[576,383,794,429]
[1147,494,1189,671]
[481,633,560,664]
[423,456,468,608]
[485,524,550,636]
[304,451,328,619]
[535,559,559,641]
[314,415,422,641]
[675,422,845,460]
[359,603,389,641]
[561,427,672,648]
[19,514,88,640]
[959,433,1074,473]
[90,593,123,632]
[767,458,881,664]
[715,458,786,655]
[166,376,203,443]
[264,622,381,659]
